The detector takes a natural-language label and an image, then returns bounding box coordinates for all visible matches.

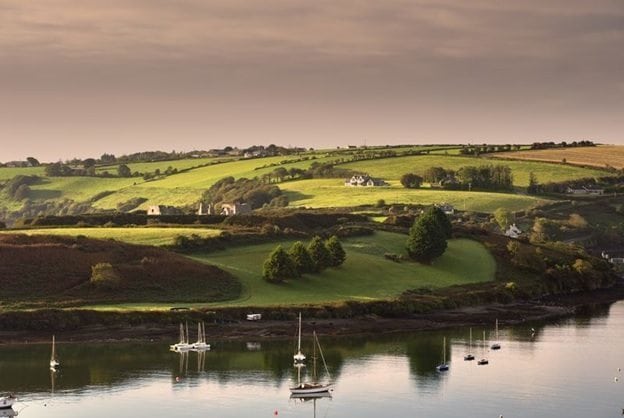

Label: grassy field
[337,154,606,186]
[280,179,553,212]
[94,157,228,175]
[188,231,496,307]
[0,227,222,246]
[492,145,624,170]
[0,166,45,180]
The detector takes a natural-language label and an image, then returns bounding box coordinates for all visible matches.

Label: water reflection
[1,301,624,417]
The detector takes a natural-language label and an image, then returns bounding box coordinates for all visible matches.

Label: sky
[1,0,623,162]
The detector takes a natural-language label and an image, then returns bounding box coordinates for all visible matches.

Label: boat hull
[0,397,15,410]
[289,383,333,395]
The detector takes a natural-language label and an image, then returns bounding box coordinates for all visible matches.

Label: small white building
[566,186,604,195]
[246,313,262,321]
[147,205,183,216]
[344,174,386,187]
[221,202,251,216]
[505,223,522,239]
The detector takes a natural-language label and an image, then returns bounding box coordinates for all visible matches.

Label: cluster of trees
[263,235,346,283]
[459,144,522,155]
[401,164,513,191]
[3,175,39,201]
[530,140,595,150]
[406,207,452,263]
[202,176,288,210]
[259,162,359,184]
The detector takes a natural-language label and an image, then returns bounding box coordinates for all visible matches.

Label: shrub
[90,263,121,289]
[288,241,315,274]
[326,235,346,267]
[308,235,332,272]
[406,210,447,263]
[263,245,298,283]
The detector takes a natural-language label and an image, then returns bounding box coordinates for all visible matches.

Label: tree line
[263,236,346,283]
[400,164,514,191]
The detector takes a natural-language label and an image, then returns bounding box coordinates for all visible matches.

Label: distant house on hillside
[221,202,251,216]
[435,203,455,215]
[566,186,604,195]
[505,223,522,239]
[197,202,214,215]
[344,174,387,187]
[147,205,183,216]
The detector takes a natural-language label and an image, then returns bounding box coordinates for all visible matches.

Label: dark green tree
[117,164,132,177]
[307,235,332,272]
[288,241,315,274]
[431,207,452,238]
[26,157,40,167]
[527,172,539,194]
[263,245,298,283]
[400,173,423,189]
[406,212,448,263]
[326,235,346,267]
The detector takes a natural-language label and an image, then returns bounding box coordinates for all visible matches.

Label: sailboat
[290,331,333,395]
[464,328,475,361]
[50,335,60,370]
[191,322,210,351]
[477,330,489,365]
[170,322,191,352]
[490,319,501,350]
[293,312,306,364]
[0,393,16,410]
[436,337,449,371]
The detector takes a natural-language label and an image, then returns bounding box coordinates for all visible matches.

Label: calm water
[2,302,624,418]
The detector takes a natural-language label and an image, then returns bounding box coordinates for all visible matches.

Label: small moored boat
[290,331,333,395]
[0,394,16,410]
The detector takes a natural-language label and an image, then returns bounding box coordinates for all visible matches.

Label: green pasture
[0,166,45,180]
[1,227,222,246]
[280,179,552,213]
[189,231,496,307]
[338,154,605,186]
[95,157,226,175]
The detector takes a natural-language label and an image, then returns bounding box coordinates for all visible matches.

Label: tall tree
[406,212,448,263]
[263,245,298,283]
[288,241,315,274]
[326,235,347,267]
[431,207,452,238]
[307,236,332,272]
[400,173,423,189]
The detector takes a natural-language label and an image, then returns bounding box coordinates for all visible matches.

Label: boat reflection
[290,391,332,418]
[0,408,17,417]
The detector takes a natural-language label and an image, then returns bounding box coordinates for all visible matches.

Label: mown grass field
[0,166,45,180]
[337,154,606,186]
[0,227,222,246]
[189,231,496,307]
[492,145,624,170]
[280,179,552,212]
[83,231,496,310]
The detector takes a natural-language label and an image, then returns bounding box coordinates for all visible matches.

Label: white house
[147,205,183,216]
[221,202,252,216]
[344,174,386,187]
[505,223,522,238]
[246,313,262,321]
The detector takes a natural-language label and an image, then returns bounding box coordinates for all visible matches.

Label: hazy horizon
[2,0,623,162]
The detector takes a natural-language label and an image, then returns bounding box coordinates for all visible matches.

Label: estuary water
[2,301,624,418]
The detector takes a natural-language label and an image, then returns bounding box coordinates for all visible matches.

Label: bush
[326,235,346,267]
[406,210,447,263]
[308,235,332,272]
[90,263,121,289]
[263,245,298,283]
[288,241,315,274]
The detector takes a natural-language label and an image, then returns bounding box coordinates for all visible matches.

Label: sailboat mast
[51,335,55,361]
[179,323,184,344]
[297,312,302,352]
[185,322,189,344]
[496,319,499,340]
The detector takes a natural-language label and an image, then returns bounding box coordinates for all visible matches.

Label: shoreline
[2,284,623,346]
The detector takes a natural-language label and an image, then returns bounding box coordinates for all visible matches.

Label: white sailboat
[191,322,210,351]
[0,394,16,410]
[464,328,475,361]
[293,312,306,364]
[290,331,333,395]
[49,335,60,370]
[477,330,489,365]
[170,322,191,352]
[490,319,501,350]
[436,337,449,372]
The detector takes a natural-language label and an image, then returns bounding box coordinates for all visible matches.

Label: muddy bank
[2,283,623,345]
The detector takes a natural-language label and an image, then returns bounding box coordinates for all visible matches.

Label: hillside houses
[344,174,387,187]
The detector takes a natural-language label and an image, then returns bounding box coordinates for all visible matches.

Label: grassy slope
[280,179,552,212]
[94,157,227,175]
[0,166,45,181]
[189,231,496,307]
[0,227,222,246]
[338,154,605,186]
[492,145,624,170]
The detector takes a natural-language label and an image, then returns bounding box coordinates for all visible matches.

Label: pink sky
[1,0,623,161]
